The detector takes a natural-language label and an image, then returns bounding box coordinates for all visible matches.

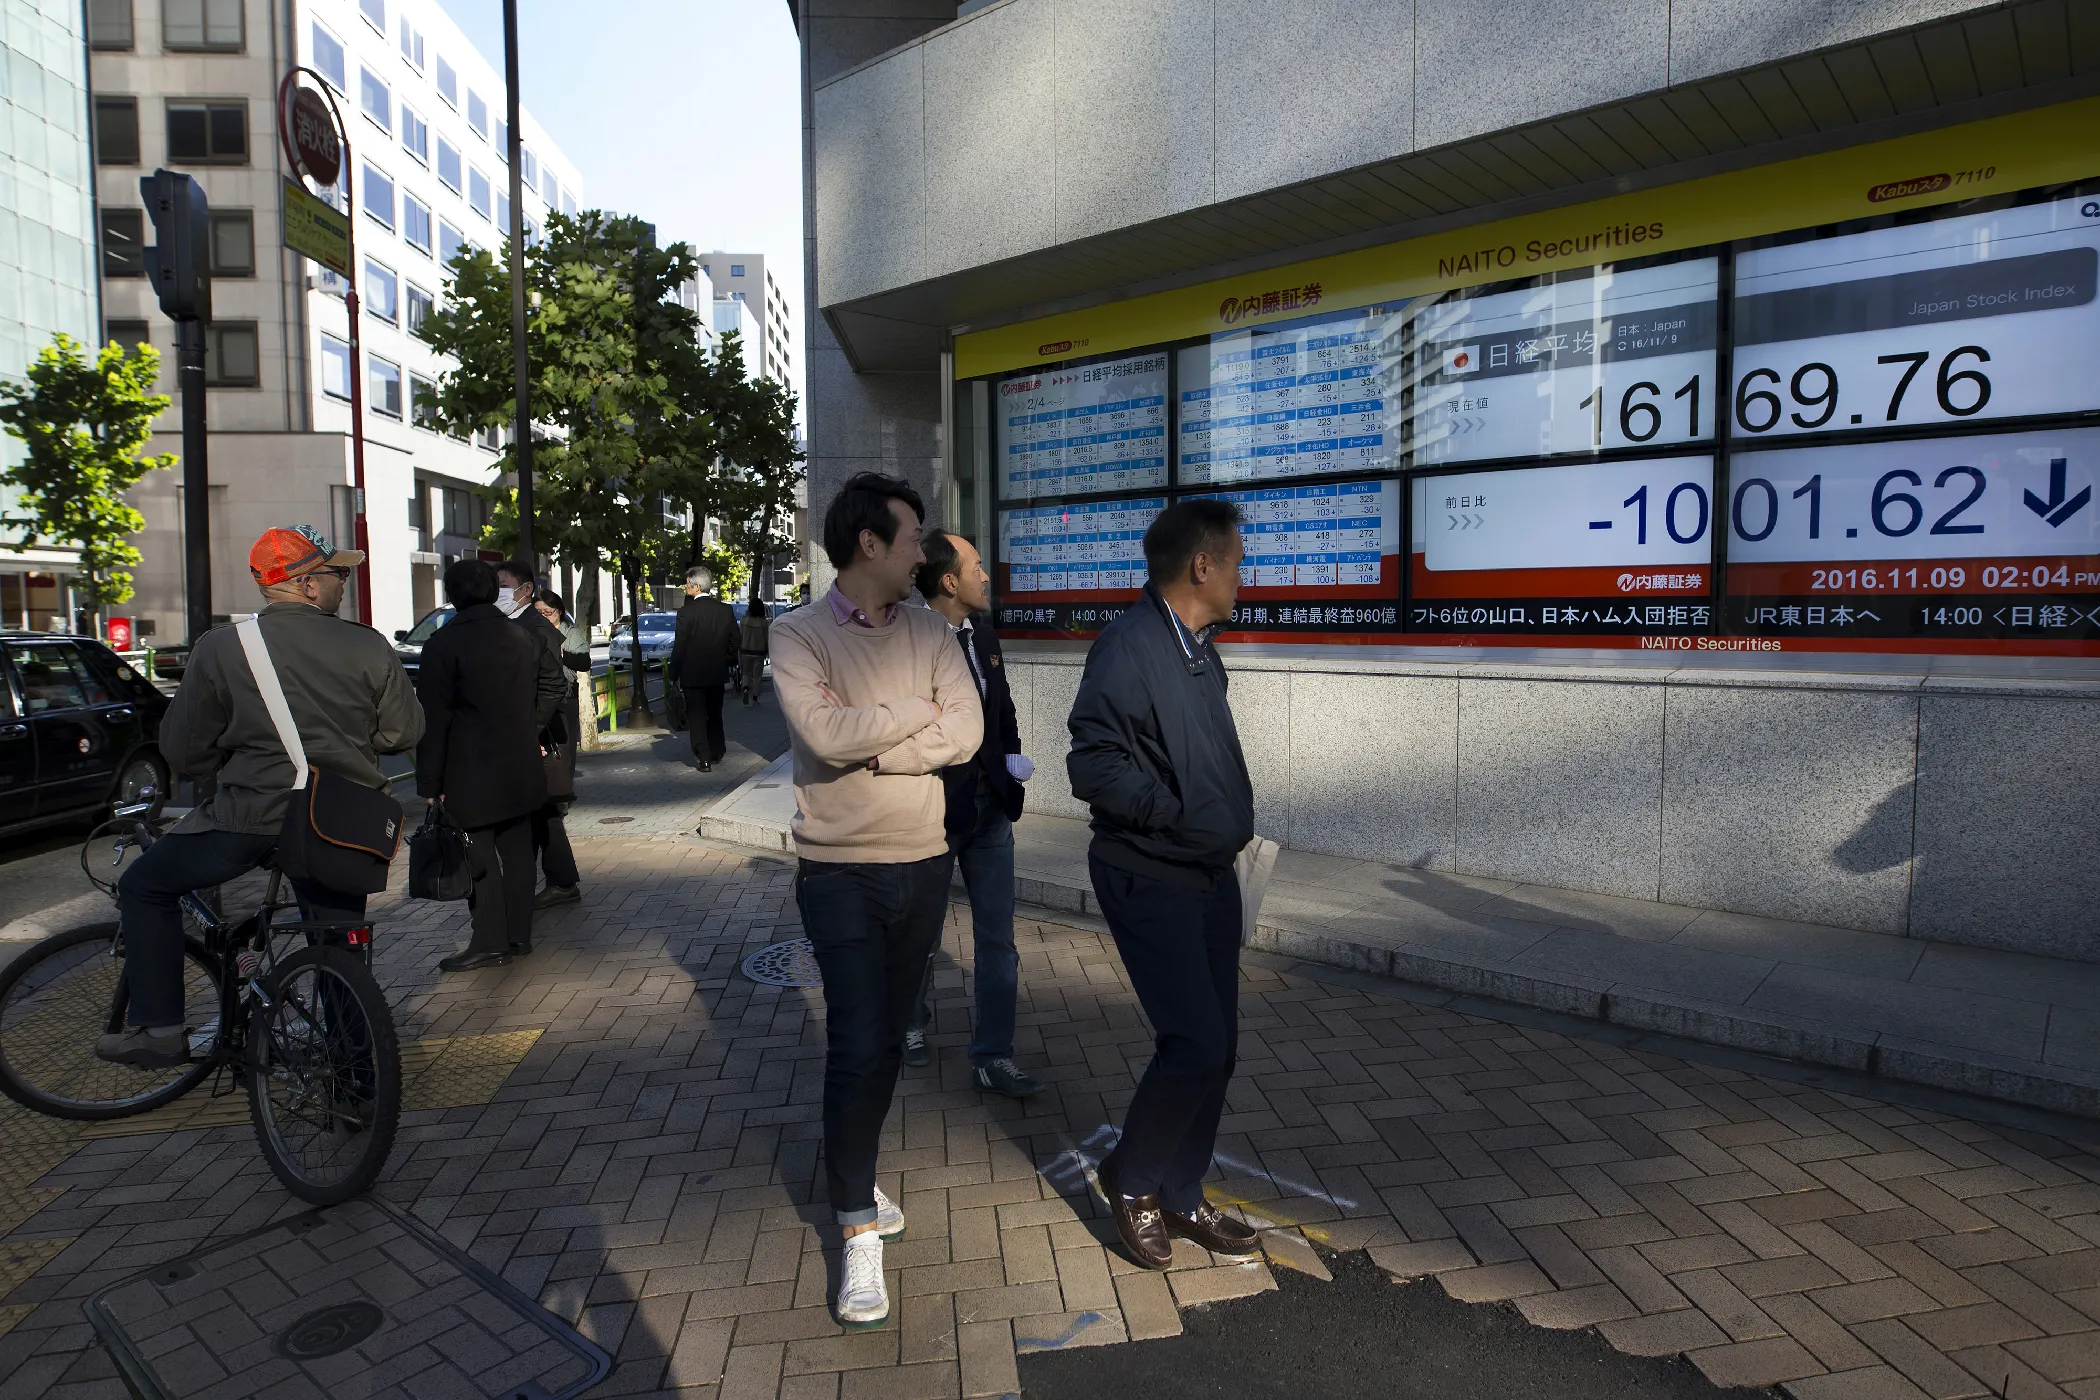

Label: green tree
[0,334,175,614]
[712,347,805,611]
[419,211,714,717]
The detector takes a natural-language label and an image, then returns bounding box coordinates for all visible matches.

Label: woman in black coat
[415,558,566,970]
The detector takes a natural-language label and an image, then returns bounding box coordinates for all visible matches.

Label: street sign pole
[502,0,535,566]
[175,318,210,642]
[276,71,371,624]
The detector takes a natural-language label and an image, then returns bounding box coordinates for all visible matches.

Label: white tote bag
[1234,836,1280,945]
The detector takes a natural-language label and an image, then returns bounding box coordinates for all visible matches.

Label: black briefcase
[407,801,473,901]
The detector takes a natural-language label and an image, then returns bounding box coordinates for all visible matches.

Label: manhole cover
[742,937,823,987]
[597,815,634,824]
[274,1299,384,1359]
[85,1196,610,1400]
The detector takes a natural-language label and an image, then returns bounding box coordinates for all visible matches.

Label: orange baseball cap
[249,525,365,585]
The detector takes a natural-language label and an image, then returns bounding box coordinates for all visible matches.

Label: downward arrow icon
[2024,458,2091,528]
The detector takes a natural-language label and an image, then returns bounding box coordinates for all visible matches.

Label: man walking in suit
[906,530,1042,1098]
[669,565,738,771]
[1066,499,1261,1269]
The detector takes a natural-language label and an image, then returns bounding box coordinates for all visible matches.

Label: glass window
[438,220,466,268]
[436,138,461,193]
[365,259,398,322]
[407,284,434,332]
[101,209,145,277]
[164,0,242,51]
[409,373,439,427]
[320,334,352,399]
[731,264,745,277]
[520,147,537,187]
[369,358,403,417]
[166,101,248,164]
[995,351,1169,502]
[403,195,432,254]
[435,56,457,107]
[311,22,346,91]
[88,0,133,50]
[400,106,428,164]
[466,91,487,139]
[496,191,511,233]
[94,96,139,165]
[204,324,260,387]
[560,190,575,218]
[495,121,508,162]
[10,644,112,713]
[398,17,423,68]
[208,210,254,276]
[468,168,491,222]
[106,320,151,354]
[361,161,394,229]
[360,66,390,132]
[542,168,559,206]
[359,0,384,32]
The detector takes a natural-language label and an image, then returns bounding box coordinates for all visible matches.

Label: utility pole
[140,169,213,643]
[503,0,535,565]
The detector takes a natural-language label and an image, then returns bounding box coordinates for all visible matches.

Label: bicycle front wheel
[248,944,401,1205]
[0,922,219,1120]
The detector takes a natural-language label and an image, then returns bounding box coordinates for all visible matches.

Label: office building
[0,0,97,632]
[699,251,792,385]
[89,0,583,637]
[795,2,2100,963]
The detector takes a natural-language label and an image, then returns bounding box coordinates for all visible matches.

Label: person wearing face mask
[496,560,582,912]
[99,526,424,1066]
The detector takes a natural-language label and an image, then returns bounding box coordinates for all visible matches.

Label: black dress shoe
[509,942,533,956]
[439,950,512,972]
[1097,1157,1172,1270]
[1164,1200,1260,1256]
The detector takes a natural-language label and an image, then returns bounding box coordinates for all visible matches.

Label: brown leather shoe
[1165,1200,1260,1256]
[1097,1157,1172,1270]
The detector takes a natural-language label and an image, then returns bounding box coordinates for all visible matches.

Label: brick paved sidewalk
[6,827,2100,1399]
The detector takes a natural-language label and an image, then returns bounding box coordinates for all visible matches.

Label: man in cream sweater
[770,472,984,1328]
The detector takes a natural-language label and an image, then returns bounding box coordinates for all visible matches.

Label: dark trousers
[796,852,955,1227]
[466,815,535,953]
[683,683,726,762]
[117,827,364,1028]
[911,785,1019,1065]
[1090,852,1242,1215]
[533,804,578,889]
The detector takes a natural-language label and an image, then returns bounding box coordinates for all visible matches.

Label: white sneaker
[874,1185,905,1240]
[836,1232,888,1327]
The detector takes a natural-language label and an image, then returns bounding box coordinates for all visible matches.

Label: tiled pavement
[7,782,2100,1396]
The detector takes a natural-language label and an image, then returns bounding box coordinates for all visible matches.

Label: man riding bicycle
[96,526,424,1068]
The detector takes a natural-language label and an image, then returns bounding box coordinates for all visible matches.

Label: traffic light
[139,169,212,323]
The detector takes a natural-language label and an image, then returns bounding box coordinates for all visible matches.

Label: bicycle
[0,795,402,1205]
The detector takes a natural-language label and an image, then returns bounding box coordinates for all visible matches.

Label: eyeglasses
[309,567,353,581]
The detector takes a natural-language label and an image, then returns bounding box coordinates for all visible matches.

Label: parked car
[0,632,171,832]
[392,605,455,677]
[606,613,678,665]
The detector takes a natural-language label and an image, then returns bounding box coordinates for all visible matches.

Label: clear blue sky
[441,0,805,407]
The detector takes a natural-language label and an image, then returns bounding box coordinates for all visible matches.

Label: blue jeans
[117,828,364,1028]
[1089,851,1242,1215]
[796,851,954,1226]
[912,787,1019,1065]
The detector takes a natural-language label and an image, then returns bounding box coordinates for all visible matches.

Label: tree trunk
[622,555,651,718]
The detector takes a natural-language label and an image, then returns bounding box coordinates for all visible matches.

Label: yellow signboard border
[953,96,2100,381]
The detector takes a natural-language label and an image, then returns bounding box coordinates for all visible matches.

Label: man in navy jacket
[907,530,1043,1098]
[1066,498,1259,1270]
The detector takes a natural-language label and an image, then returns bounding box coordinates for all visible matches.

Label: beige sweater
[771,595,984,863]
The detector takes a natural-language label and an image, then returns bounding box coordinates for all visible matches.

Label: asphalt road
[1018,1249,1772,1400]
[0,815,116,945]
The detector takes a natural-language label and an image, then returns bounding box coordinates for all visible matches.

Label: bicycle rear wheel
[248,944,401,1205]
[0,922,220,1120]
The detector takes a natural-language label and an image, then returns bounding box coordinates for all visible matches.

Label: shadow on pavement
[1019,1247,1774,1400]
